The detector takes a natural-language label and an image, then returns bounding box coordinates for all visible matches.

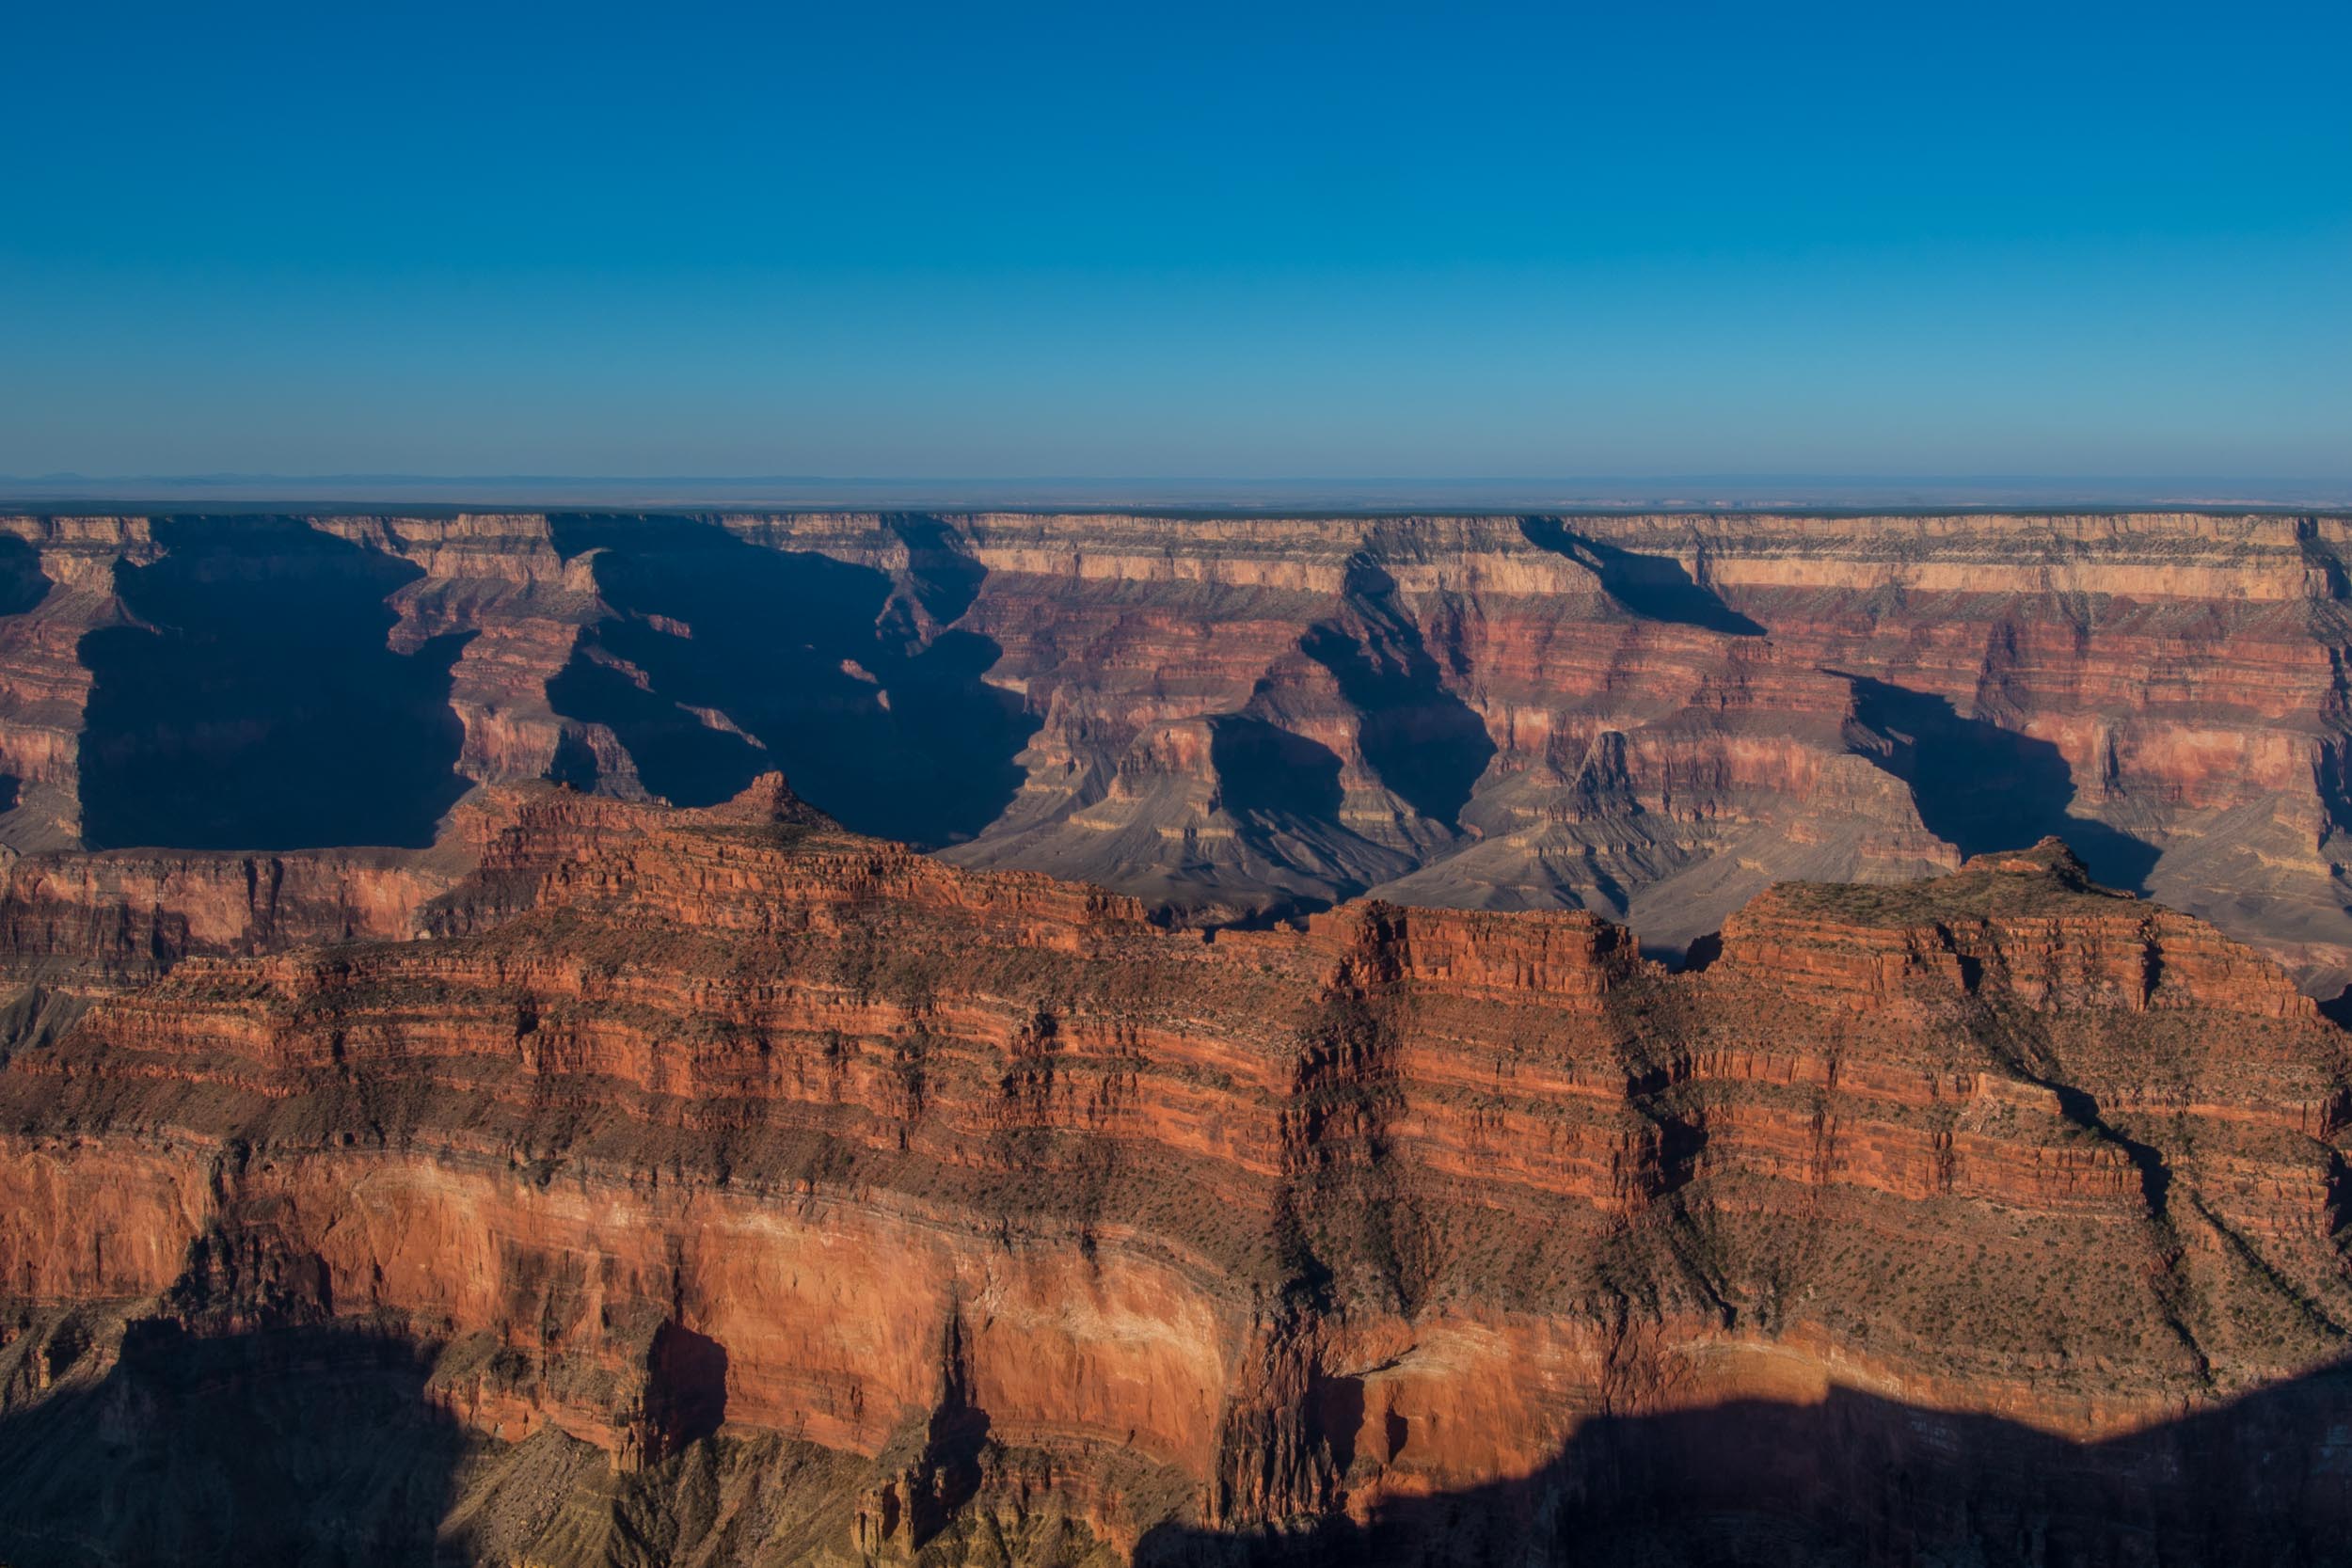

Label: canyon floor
[5,510,2352,1565]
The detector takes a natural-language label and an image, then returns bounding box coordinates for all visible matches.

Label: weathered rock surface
[8,509,2352,1000]
[3,783,2351,1564]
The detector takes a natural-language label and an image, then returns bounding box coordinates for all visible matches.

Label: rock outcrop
[3,786,2350,1564]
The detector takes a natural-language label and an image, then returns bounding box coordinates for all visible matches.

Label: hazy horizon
[6,3,2347,484]
[4,470,2349,515]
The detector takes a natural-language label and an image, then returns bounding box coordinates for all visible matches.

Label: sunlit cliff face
[2,764,2350,1564]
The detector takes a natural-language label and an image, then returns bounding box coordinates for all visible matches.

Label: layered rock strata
[6,509,2352,997]
[2,784,2349,1564]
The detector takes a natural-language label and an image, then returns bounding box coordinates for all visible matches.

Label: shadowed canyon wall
[2,509,2349,993]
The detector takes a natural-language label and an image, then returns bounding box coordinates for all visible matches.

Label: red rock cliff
[3,793,2349,1563]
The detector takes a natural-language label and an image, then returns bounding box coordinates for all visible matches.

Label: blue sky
[3,1,2347,488]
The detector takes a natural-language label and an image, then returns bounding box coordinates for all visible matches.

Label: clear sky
[3,1,2347,490]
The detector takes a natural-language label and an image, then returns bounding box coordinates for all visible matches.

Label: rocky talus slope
[3,779,2351,1564]
[5,510,2352,992]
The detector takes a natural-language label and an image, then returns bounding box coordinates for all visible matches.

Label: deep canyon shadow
[1210,714,1348,823]
[645,1320,730,1454]
[0,535,51,620]
[544,515,1035,846]
[1518,518,1766,637]
[0,1321,467,1567]
[1842,674,2160,893]
[77,517,469,850]
[1300,557,1495,830]
[1136,1362,2352,1567]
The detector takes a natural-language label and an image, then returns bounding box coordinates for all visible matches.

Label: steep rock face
[0,515,156,854]
[3,799,2350,1564]
[326,513,622,793]
[8,509,2352,995]
[926,511,2352,983]
[0,775,671,1001]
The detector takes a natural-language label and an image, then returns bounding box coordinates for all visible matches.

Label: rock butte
[3,510,2352,996]
[3,775,2352,1563]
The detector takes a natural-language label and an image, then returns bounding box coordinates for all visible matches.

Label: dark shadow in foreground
[5,1321,2352,1565]
[1136,1365,2352,1567]
[0,1320,467,1567]
[1841,673,2160,895]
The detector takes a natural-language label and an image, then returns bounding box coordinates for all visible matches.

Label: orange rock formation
[3,781,2349,1562]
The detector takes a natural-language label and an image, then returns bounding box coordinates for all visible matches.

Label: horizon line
[7,470,2351,511]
